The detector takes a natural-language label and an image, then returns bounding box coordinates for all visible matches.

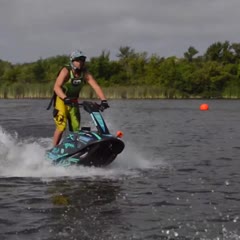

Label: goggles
[73,56,86,62]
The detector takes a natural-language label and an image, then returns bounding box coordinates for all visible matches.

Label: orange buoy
[200,103,209,111]
[116,130,123,138]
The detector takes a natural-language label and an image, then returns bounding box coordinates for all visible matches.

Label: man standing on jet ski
[51,50,109,146]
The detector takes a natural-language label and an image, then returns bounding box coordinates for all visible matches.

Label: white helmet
[70,50,86,70]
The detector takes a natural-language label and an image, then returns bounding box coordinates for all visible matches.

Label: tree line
[1,41,240,99]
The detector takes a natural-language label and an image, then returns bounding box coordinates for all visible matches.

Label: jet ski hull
[46,131,125,167]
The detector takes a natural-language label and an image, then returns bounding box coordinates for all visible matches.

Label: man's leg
[68,106,81,132]
[53,96,67,146]
[53,128,63,146]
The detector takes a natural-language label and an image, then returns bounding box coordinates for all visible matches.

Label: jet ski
[46,101,125,167]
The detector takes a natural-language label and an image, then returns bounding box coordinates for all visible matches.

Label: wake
[0,126,159,179]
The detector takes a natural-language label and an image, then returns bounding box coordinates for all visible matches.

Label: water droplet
[233,216,239,222]
[225,180,230,185]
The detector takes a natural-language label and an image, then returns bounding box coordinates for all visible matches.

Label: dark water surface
[0,99,239,240]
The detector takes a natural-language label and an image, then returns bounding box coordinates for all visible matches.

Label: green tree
[88,50,112,85]
[144,54,164,85]
[117,46,137,84]
[158,57,182,98]
[204,41,235,63]
[184,46,199,62]
[231,43,240,62]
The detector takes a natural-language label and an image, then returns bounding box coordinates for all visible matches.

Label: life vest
[62,65,86,98]
[46,65,86,110]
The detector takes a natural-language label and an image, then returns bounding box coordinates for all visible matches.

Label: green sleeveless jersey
[62,65,86,98]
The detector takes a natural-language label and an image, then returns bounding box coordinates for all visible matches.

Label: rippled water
[0,99,240,240]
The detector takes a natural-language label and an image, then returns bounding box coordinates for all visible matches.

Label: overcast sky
[0,0,239,63]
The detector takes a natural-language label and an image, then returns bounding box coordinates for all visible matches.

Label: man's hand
[99,100,109,111]
[63,97,74,106]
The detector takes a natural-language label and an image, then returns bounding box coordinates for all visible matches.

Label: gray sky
[0,0,239,63]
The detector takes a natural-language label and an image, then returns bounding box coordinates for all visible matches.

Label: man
[52,50,109,146]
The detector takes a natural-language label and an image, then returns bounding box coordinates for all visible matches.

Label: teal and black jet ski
[46,101,124,167]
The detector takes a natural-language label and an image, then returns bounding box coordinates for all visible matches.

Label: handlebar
[65,100,106,112]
